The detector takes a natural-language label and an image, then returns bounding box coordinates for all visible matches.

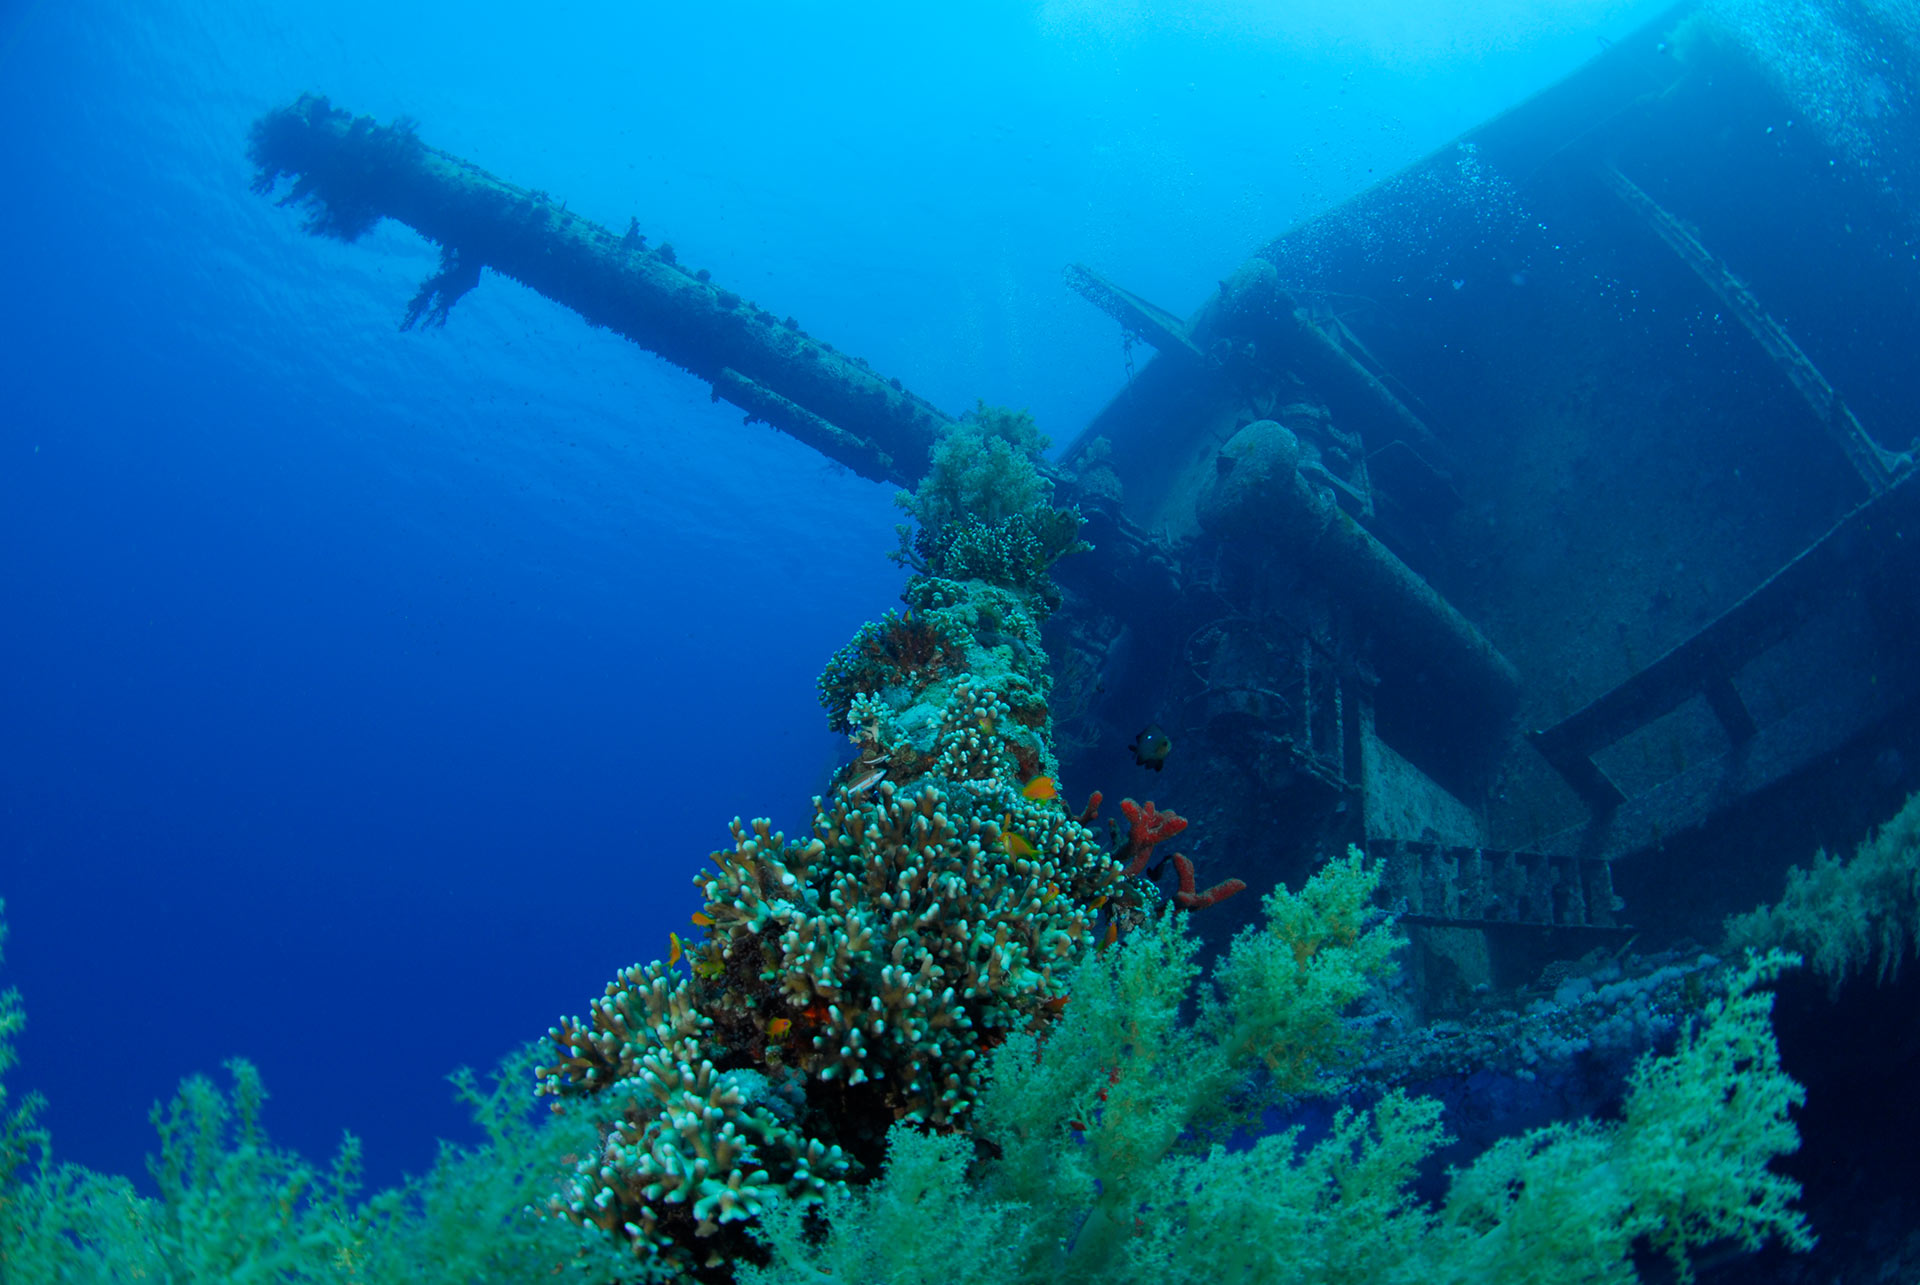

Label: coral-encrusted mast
[534,405,1242,1277]
[247,94,949,486]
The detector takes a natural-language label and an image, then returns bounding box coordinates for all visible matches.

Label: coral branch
[1170,852,1248,911]
[1118,798,1188,876]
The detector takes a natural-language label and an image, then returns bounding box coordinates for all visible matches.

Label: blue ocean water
[0,0,1675,1195]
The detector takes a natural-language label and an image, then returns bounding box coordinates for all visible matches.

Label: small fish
[765,1017,792,1038]
[668,932,683,968]
[1099,921,1119,950]
[978,715,996,735]
[1128,724,1172,772]
[1042,883,1059,903]
[1021,775,1057,802]
[999,818,1037,859]
[693,958,725,979]
[690,912,715,928]
[1090,894,1108,909]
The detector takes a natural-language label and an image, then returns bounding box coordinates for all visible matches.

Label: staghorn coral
[539,960,847,1271]
[694,680,1123,1124]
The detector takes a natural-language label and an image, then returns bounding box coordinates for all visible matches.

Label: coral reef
[538,958,847,1264]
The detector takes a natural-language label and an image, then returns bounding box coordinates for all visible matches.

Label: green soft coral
[0,903,40,1192]
[1611,950,1813,1276]
[0,927,630,1285]
[354,1048,640,1283]
[755,861,1812,1285]
[740,1126,1026,1285]
[891,403,1087,598]
[900,401,1052,532]
[1204,845,1402,1098]
[1725,787,1920,990]
[144,1059,363,1280]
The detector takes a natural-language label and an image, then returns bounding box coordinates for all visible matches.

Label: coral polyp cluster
[816,609,969,731]
[697,681,1123,1122]
[541,963,847,1254]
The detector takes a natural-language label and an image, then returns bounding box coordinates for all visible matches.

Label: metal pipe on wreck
[1198,417,1521,722]
[247,94,948,486]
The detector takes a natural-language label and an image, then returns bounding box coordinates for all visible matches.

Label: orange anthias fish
[765,1017,792,1038]
[1021,775,1057,802]
[668,932,683,968]
[690,912,715,928]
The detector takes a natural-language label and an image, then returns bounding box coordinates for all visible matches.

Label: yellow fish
[668,932,683,968]
[1021,776,1057,802]
[978,715,996,735]
[765,1017,792,1038]
[1042,883,1059,903]
[999,819,1037,859]
[693,958,725,980]
[691,912,715,927]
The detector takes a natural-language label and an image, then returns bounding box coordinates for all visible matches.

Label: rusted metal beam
[1600,163,1911,492]
[1530,467,1920,818]
[1374,838,1629,933]
[248,94,950,486]
[1063,263,1203,361]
